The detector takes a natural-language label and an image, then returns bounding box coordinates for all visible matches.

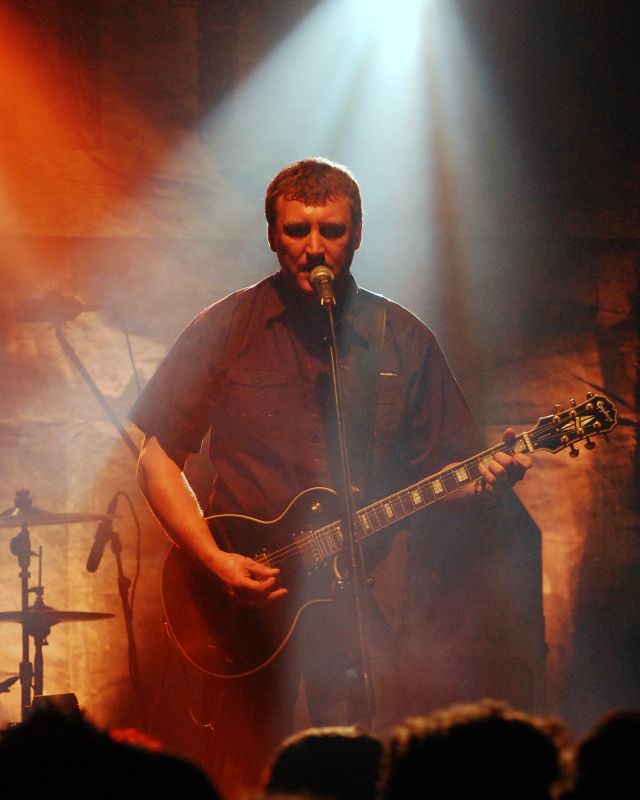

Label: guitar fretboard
[308,433,534,561]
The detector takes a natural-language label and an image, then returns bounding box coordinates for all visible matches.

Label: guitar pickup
[293,530,324,573]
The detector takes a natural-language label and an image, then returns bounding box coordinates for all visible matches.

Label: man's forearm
[136,436,222,571]
[136,435,286,602]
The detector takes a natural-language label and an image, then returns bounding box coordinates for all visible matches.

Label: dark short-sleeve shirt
[129,272,482,520]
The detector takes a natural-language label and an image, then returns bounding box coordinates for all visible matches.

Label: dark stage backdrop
[0,0,637,759]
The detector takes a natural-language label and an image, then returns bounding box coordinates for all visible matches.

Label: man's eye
[320,224,347,239]
[283,224,310,238]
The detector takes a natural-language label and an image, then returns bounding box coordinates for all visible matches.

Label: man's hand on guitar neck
[136,435,287,608]
[476,427,532,492]
[443,428,532,502]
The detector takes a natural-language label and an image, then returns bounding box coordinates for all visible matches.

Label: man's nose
[305,229,325,266]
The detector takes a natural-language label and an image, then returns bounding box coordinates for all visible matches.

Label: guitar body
[161,486,339,678]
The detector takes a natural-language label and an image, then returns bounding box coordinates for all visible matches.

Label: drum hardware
[1,489,115,719]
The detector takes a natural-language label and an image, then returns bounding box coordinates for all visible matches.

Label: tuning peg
[553,403,562,422]
[586,391,594,399]
[570,398,576,407]
[569,444,579,458]
[585,437,596,450]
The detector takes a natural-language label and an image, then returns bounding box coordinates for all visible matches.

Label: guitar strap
[340,291,387,501]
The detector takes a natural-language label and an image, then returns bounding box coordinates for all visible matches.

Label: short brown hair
[265,157,362,227]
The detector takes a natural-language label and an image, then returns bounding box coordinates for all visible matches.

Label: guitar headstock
[529,393,617,455]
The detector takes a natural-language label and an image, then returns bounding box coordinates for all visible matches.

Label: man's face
[268,196,362,297]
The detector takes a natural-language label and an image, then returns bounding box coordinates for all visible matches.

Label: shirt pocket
[223,367,290,432]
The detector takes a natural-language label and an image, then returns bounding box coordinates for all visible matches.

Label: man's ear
[267,225,276,252]
[353,221,362,251]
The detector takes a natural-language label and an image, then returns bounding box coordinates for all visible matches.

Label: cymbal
[0,505,120,530]
[0,606,114,625]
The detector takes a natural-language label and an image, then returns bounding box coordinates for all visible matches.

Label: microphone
[309,266,336,306]
[86,493,119,573]
[15,290,100,325]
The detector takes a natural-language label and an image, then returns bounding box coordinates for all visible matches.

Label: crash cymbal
[0,606,114,625]
[0,505,120,529]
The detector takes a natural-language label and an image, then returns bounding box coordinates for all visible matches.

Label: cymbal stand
[8,489,38,719]
[29,547,49,700]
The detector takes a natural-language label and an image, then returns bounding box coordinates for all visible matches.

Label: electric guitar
[161,393,617,679]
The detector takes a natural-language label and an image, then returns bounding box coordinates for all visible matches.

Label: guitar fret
[444,473,461,492]
[319,526,339,556]
[358,510,373,532]
[382,502,395,521]
[398,493,414,515]
[394,495,407,513]
[330,523,343,547]
[454,464,470,484]
[420,482,436,503]
[313,531,327,558]
[370,505,385,527]
[518,433,533,453]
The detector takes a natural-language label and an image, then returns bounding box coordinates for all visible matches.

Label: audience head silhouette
[379,698,565,800]
[263,724,383,800]
[568,708,640,799]
[0,703,220,798]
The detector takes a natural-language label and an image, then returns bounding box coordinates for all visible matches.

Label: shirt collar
[267,272,369,347]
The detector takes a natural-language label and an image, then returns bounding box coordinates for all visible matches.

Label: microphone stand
[108,520,147,727]
[54,324,145,720]
[54,325,140,460]
[321,297,374,728]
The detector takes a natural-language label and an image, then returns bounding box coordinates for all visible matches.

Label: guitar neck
[312,433,534,558]
[358,434,533,538]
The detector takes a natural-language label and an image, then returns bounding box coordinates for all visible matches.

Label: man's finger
[502,427,517,443]
[247,560,280,577]
[248,575,277,591]
[267,587,288,601]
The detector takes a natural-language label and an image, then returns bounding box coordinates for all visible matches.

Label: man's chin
[296,275,315,295]
[279,268,338,302]
[280,270,314,297]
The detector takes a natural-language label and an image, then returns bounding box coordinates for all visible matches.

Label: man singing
[130,158,538,796]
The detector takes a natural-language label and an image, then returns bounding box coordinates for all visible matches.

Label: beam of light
[128,0,540,333]
[121,0,434,299]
